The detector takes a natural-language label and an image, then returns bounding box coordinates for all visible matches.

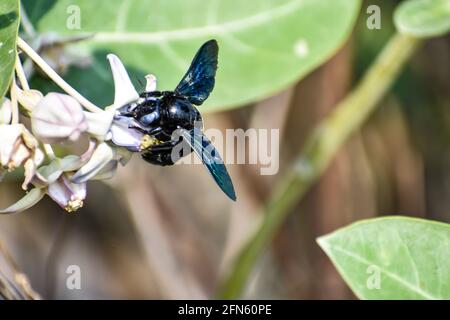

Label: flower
[0,123,44,189]
[71,141,131,183]
[11,83,43,113]
[27,54,152,187]
[1,49,157,214]
[0,155,87,213]
[80,54,156,152]
[31,92,88,143]
[36,159,87,212]
[0,98,12,124]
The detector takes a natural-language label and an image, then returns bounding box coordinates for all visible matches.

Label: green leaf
[0,0,19,100]
[394,0,450,38]
[24,0,360,111]
[317,217,450,300]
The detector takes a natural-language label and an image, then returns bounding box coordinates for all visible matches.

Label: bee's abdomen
[141,149,175,166]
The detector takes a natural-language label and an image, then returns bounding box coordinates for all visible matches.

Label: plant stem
[10,77,19,124]
[218,33,422,299]
[43,144,56,160]
[14,54,56,160]
[15,54,29,90]
[16,37,102,113]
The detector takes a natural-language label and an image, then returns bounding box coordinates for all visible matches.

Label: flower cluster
[1,41,155,213]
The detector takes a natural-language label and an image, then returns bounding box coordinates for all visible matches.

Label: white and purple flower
[1,52,155,213]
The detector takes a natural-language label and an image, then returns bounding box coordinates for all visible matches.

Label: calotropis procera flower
[0,99,44,190]
[0,142,125,213]
[30,54,155,184]
[31,92,88,143]
[33,156,88,212]
[1,53,154,213]
[0,155,88,213]
[80,54,157,153]
[0,98,12,124]
[11,83,44,114]
[30,54,153,150]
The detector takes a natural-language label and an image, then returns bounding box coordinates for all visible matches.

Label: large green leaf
[24,0,360,111]
[317,217,450,300]
[394,0,450,38]
[0,0,19,100]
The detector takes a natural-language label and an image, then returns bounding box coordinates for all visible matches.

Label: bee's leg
[141,140,189,166]
[126,120,155,134]
[147,139,179,152]
[141,149,174,166]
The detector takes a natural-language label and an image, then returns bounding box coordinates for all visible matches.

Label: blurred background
[0,0,449,299]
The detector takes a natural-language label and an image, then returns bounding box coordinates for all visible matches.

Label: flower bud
[32,93,88,143]
[47,173,87,212]
[0,124,44,189]
[12,84,44,112]
[145,74,157,92]
[0,98,12,124]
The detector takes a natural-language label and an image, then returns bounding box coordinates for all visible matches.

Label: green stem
[16,37,102,113]
[218,33,422,299]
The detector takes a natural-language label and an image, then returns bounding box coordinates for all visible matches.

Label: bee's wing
[181,128,236,201]
[175,40,218,106]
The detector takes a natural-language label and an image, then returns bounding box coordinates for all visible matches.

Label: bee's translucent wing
[181,128,236,201]
[175,40,218,106]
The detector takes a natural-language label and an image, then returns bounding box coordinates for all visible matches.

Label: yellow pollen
[65,199,83,213]
[140,134,161,150]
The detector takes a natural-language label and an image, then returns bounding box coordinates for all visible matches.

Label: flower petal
[47,174,86,212]
[71,142,114,183]
[84,109,115,138]
[91,160,118,180]
[32,93,88,143]
[22,158,37,190]
[0,188,46,214]
[0,124,23,167]
[109,117,144,152]
[145,74,157,92]
[0,98,12,124]
[80,139,97,162]
[37,162,63,184]
[10,144,31,168]
[59,155,85,172]
[23,148,45,190]
[12,83,44,112]
[107,54,139,109]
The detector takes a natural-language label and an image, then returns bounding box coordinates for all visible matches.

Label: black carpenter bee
[116,40,236,201]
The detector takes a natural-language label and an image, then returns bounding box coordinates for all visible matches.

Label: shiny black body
[117,40,236,200]
[126,90,202,166]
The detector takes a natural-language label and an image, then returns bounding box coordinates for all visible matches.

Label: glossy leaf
[317,217,450,300]
[394,0,450,38]
[0,0,19,100]
[24,0,360,111]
